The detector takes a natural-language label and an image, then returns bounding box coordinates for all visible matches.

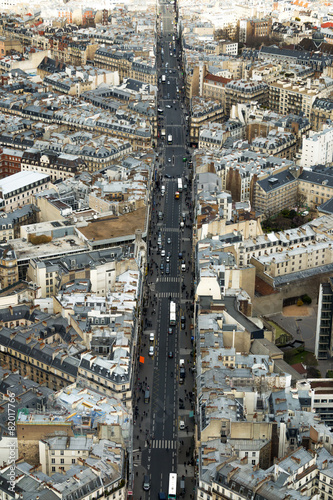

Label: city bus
[168,473,177,499]
[169,300,176,326]
[167,134,173,144]
[177,178,183,192]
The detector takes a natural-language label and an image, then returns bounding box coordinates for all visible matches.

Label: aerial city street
[1,0,333,498]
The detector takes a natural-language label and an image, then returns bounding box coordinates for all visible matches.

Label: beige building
[224,80,269,116]
[269,79,333,119]
[189,99,224,145]
[253,168,298,215]
[251,240,333,287]
[0,244,18,288]
[39,437,91,475]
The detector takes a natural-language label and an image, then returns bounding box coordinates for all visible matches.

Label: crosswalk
[151,439,177,449]
[157,292,180,298]
[157,277,179,283]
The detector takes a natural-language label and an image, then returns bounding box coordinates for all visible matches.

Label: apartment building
[202,73,231,104]
[0,244,18,288]
[268,80,333,119]
[49,39,99,66]
[298,167,333,208]
[21,149,86,182]
[0,147,23,178]
[251,130,297,160]
[220,40,238,56]
[189,99,224,146]
[239,17,273,43]
[315,277,333,360]
[253,168,298,215]
[0,171,50,212]
[298,379,333,425]
[311,97,333,131]
[251,239,333,288]
[0,316,80,391]
[198,122,225,149]
[39,437,92,475]
[300,127,333,168]
[224,80,269,116]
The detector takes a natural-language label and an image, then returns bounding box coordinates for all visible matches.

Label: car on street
[168,158,171,163]
[164,174,171,179]
[143,475,151,491]
[166,263,170,274]
[166,105,171,108]
[181,316,186,329]
[167,237,171,244]
[149,346,154,357]
[168,327,173,335]
[149,332,155,342]
[166,255,170,263]
[181,260,186,271]
[167,80,170,84]
[160,263,164,272]
[161,249,165,257]
[168,351,173,358]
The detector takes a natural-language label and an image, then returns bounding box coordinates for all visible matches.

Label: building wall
[253,178,298,215]
[301,128,333,168]
[17,422,74,466]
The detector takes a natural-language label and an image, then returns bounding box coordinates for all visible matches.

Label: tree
[295,189,307,212]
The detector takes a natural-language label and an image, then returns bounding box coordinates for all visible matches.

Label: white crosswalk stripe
[157,292,180,298]
[157,277,179,283]
[151,439,177,449]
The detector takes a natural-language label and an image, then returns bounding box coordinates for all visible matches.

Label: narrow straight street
[132,0,195,498]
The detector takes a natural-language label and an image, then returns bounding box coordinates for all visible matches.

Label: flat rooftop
[0,171,49,195]
[12,235,88,261]
[77,207,147,241]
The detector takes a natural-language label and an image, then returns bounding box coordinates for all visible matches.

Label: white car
[166,104,171,108]
[161,249,165,257]
[149,346,154,356]
[149,332,155,342]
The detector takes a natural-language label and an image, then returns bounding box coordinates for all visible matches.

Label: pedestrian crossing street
[157,277,179,283]
[160,227,180,233]
[150,439,177,449]
[157,292,180,298]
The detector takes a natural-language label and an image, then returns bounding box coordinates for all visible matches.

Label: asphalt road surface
[132,1,196,499]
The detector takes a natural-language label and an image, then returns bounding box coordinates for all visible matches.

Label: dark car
[168,351,174,358]
[181,316,185,329]
[166,264,170,274]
